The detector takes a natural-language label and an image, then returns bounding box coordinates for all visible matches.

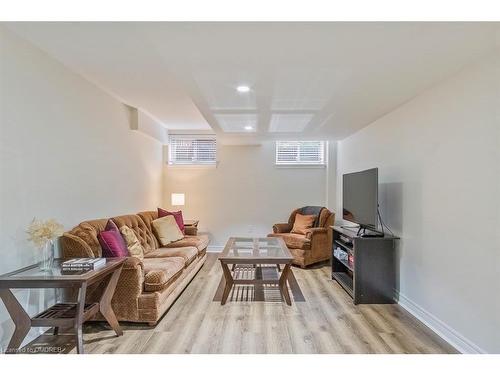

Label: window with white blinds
[275,141,326,165]
[168,135,217,165]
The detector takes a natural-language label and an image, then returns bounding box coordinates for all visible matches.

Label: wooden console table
[0,258,125,354]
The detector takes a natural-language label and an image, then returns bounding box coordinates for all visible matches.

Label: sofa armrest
[122,256,143,270]
[273,223,292,233]
[60,233,94,258]
[305,227,327,239]
[307,227,332,263]
[184,226,198,236]
[113,257,144,305]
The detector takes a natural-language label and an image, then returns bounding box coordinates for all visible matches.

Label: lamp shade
[171,193,185,206]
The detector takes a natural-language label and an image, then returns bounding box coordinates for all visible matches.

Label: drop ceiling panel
[269,113,315,133]
[271,69,340,111]
[193,71,257,111]
[215,114,257,133]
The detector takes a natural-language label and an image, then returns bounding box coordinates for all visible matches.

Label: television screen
[342,168,378,230]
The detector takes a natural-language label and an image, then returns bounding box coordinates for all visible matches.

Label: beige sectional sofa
[61,210,208,325]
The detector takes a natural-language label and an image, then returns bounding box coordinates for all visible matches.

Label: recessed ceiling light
[244,125,253,131]
[236,85,250,93]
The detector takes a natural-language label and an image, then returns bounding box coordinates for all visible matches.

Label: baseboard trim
[207,245,223,252]
[397,292,486,354]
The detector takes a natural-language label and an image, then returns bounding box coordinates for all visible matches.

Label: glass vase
[39,239,54,271]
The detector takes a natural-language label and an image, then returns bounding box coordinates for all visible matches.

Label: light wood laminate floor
[24,253,456,354]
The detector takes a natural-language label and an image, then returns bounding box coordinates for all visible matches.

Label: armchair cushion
[268,232,311,250]
[291,213,316,235]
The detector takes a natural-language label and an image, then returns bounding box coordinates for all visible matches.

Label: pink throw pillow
[98,220,128,257]
[158,207,185,234]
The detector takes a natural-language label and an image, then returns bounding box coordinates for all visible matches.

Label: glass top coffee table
[218,237,294,305]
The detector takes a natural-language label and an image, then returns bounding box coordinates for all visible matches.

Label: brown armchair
[268,206,334,268]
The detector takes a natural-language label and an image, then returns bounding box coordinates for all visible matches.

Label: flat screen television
[342,168,378,231]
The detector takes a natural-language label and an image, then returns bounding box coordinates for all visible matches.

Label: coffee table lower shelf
[31,302,100,327]
[231,265,281,285]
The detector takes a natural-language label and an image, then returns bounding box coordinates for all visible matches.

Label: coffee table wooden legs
[75,282,87,354]
[220,263,234,305]
[99,267,123,336]
[0,289,31,354]
[219,262,293,305]
[278,264,292,306]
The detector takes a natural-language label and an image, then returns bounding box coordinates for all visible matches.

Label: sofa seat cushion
[144,246,198,267]
[164,234,209,254]
[143,257,184,292]
[267,233,311,250]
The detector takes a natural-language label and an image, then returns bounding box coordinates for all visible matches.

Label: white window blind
[275,141,326,165]
[168,135,217,165]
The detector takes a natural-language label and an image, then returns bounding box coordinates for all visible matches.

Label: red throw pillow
[98,220,128,257]
[104,219,119,232]
[158,207,185,234]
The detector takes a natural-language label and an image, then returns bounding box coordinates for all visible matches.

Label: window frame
[275,140,327,167]
[167,134,217,166]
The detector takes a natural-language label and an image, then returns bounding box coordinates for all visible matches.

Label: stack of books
[61,258,106,271]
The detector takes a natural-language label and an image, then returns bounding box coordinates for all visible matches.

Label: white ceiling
[5,22,500,143]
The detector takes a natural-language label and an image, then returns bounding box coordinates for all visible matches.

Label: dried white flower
[26,218,64,248]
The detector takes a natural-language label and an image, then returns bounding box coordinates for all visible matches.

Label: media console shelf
[331,226,398,304]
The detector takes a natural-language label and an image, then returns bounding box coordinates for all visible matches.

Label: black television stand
[331,226,399,304]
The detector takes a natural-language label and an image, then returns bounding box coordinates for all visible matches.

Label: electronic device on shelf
[332,167,399,305]
[342,168,384,236]
[339,234,353,244]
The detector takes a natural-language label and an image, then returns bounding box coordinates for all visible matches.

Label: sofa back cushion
[137,210,158,228]
[112,214,157,254]
[137,211,159,245]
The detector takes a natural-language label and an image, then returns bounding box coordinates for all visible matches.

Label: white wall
[0,28,164,350]
[163,141,336,247]
[336,52,500,353]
